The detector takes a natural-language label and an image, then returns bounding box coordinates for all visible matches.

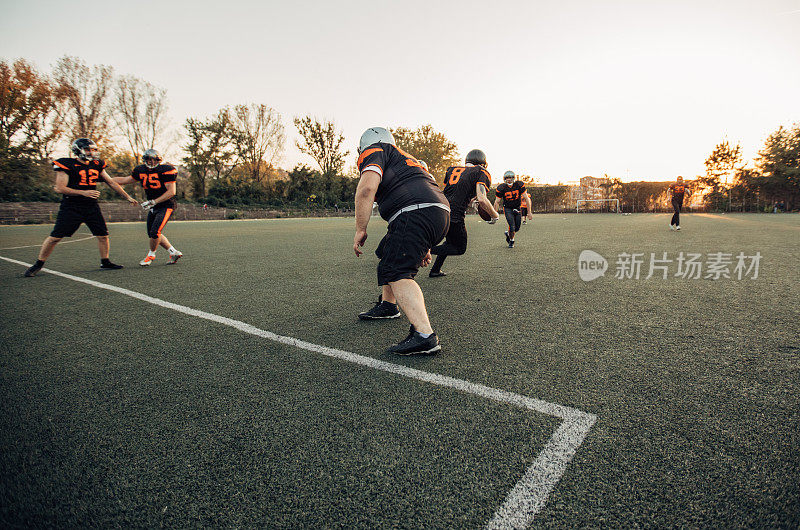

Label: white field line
[0,255,596,529]
[0,235,95,250]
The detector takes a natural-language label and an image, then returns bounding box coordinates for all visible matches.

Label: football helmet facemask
[71,138,99,161]
[143,148,162,169]
[503,170,515,182]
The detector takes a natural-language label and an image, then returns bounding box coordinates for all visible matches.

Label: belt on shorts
[387,202,450,224]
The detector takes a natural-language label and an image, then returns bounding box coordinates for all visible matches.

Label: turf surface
[1,213,798,527]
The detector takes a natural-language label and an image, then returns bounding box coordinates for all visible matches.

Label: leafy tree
[0,58,64,156]
[114,75,169,164]
[52,55,115,144]
[182,110,238,198]
[753,123,800,210]
[391,124,460,184]
[294,116,349,177]
[229,103,284,183]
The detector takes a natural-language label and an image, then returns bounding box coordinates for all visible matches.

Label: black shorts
[375,206,449,285]
[504,208,522,232]
[146,207,174,239]
[51,200,108,238]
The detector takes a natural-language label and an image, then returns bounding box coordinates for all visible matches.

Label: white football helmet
[143,148,162,169]
[503,170,515,181]
[358,127,395,154]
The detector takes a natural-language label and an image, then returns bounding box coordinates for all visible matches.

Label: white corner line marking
[1,255,596,529]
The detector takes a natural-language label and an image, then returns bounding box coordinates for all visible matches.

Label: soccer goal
[576,199,620,213]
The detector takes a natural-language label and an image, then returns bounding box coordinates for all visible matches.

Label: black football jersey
[496,181,527,209]
[357,143,448,222]
[131,164,178,208]
[52,158,107,201]
[442,165,492,222]
[669,183,686,200]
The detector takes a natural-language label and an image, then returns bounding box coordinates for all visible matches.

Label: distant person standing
[428,149,499,277]
[113,149,183,266]
[24,138,138,277]
[669,176,687,231]
[353,127,450,355]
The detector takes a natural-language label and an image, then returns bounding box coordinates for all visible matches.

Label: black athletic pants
[430,221,467,273]
[505,208,522,233]
[671,197,682,226]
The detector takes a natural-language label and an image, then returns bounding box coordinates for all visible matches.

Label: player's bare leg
[96,235,110,259]
[94,236,123,270]
[150,237,160,252]
[38,236,62,261]
[382,284,396,304]
[25,236,62,276]
[388,279,433,334]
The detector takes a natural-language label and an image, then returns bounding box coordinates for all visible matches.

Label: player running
[24,138,138,277]
[114,149,183,266]
[493,170,532,248]
[669,176,687,231]
[353,127,450,355]
[428,149,500,277]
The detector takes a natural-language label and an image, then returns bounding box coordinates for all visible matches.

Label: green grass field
[1,213,798,528]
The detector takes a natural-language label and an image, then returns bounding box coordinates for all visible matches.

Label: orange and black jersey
[496,181,527,210]
[52,158,107,202]
[442,165,492,223]
[131,164,178,208]
[669,182,687,201]
[357,143,448,222]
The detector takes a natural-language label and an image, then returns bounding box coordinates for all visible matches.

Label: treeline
[1,56,797,211]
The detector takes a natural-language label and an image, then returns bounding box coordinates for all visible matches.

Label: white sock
[168,246,178,254]
[147,250,156,257]
[417,332,432,338]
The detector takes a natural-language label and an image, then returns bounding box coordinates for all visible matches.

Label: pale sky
[2,0,798,184]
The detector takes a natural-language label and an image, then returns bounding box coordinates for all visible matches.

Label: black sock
[431,255,446,273]
[101,258,111,265]
[34,259,44,267]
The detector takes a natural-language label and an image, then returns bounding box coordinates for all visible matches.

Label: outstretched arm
[101,170,137,205]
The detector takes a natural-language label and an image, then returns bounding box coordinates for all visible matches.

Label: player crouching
[114,149,183,266]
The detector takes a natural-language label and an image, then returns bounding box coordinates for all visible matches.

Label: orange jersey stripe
[357,147,383,167]
[53,160,69,170]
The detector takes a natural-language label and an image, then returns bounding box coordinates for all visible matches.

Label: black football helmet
[465,149,487,167]
[71,138,99,161]
[143,148,162,169]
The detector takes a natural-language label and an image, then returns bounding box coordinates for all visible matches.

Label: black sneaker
[358,299,400,320]
[505,231,510,244]
[508,240,515,248]
[100,261,124,270]
[387,326,441,356]
[429,270,446,278]
[24,260,44,277]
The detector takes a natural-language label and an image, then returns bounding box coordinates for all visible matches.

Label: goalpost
[576,199,620,213]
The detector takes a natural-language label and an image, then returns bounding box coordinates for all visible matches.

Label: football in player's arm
[113,149,183,266]
[24,138,138,277]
